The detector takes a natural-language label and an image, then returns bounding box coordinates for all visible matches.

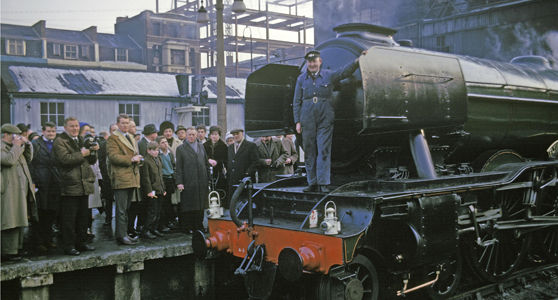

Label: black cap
[304,50,320,60]
[16,123,30,132]
[143,124,158,135]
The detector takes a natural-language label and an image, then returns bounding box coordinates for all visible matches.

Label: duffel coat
[175,142,210,212]
[52,132,97,196]
[107,130,141,190]
[140,155,165,196]
[1,140,37,230]
[29,137,61,210]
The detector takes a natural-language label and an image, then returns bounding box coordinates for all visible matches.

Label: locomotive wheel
[471,149,525,172]
[422,252,462,300]
[534,183,558,262]
[464,187,532,282]
[315,255,379,300]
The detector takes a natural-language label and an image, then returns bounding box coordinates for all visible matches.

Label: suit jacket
[281,138,298,174]
[175,141,210,211]
[29,137,61,210]
[255,138,288,183]
[52,132,97,197]
[228,140,259,189]
[107,130,141,190]
[138,137,150,158]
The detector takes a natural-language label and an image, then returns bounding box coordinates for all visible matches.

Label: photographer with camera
[107,114,143,245]
[52,117,98,256]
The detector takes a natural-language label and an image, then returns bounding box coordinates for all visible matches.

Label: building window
[65,45,78,59]
[152,23,160,36]
[53,43,61,56]
[192,108,210,126]
[81,45,89,58]
[119,103,140,126]
[168,24,179,38]
[6,39,25,55]
[40,102,65,126]
[116,48,128,62]
[171,49,185,65]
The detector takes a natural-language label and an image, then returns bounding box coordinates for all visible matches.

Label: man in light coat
[1,124,37,261]
[255,136,289,183]
[107,114,143,245]
[280,134,298,174]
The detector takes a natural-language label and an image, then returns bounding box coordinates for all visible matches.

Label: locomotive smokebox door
[359,47,468,134]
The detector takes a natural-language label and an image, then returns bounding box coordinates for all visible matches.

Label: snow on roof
[5,65,247,99]
[8,65,180,97]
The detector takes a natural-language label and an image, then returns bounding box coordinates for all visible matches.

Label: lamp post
[242,26,253,72]
[197,0,246,135]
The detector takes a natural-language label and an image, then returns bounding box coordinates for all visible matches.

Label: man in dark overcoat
[175,127,210,233]
[53,117,98,255]
[227,128,259,200]
[29,122,61,252]
[255,136,289,183]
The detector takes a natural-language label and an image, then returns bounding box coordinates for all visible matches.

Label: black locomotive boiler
[193,23,558,300]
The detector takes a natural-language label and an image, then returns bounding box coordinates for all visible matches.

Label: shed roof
[2,65,246,99]
[1,24,42,40]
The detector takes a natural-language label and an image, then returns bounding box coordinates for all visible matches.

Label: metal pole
[216,0,227,134]
[250,31,253,72]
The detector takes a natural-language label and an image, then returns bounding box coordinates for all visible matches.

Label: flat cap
[304,50,320,60]
[175,125,187,133]
[143,124,158,135]
[2,124,22,134]
[230,128,244,134]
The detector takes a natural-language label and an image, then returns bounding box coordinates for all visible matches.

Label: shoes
[320,185,331,193]
[160,227,171,232]
[127,234,139,242]
[103,221,111,226]
[303,185,318,193]
[152,230,164,237]
[18,250,28,256]
[76,244,95,252]
[1,254,22,262]
[34,245,49,253]
[44,242,58,249]
[64,248,80,256]
[117,236,137,245]
[142,231,157,239]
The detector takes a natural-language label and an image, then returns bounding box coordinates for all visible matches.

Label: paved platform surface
[1,209,195,281]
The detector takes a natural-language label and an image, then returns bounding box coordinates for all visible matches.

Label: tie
[235,143,240,153]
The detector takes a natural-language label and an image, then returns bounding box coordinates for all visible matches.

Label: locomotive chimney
[333,23,398,45]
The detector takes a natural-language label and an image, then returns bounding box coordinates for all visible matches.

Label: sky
[0,0,313,35]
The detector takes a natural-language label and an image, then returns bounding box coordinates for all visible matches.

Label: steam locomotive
[193,23,558,300]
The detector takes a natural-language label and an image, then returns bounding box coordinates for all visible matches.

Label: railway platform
[1,210,213,300]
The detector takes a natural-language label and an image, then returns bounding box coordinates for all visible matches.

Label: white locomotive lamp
[206,191,223,219]
[321,201,341,235]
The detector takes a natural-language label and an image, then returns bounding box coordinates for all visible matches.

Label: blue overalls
[293,60,359,186]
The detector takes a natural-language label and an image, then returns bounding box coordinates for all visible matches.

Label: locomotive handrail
[229,177,253,228]
[402,73,454,82]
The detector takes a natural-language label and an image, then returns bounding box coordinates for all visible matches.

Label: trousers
[300,100,334,185]
[114,188,134,239]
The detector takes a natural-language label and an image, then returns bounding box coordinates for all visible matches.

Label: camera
[83,133,99,154]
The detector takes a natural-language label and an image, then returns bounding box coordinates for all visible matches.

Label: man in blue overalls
[293,50,367,193]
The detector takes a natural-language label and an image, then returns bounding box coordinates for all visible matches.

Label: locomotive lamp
[321,201,341,235]
[206,191,223,219]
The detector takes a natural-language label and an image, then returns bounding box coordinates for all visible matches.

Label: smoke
[484,22,558,66]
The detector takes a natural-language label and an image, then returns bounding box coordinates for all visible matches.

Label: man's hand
[148,191,155,198]
[208,159,217,167]
[12,136,23,147]
[177,184,184,191]
[265,159,272,166]
[21,136,29,144]
[296,122,301,134]
[285,158,292,165]
[131,155,142,163]
[91,144,100,151]
[355,50,368,63]
[81,148,91,157]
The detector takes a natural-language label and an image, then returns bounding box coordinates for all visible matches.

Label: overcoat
[204,139,228,191]
[88,162,103,208]
[281,138,298,174]
[140,155,166,196]
[255,138,289,183]
[1,140,37,230]
[52,132,96,196]
[227,140,259,190]
[167,137,182,157]
[29,137,61,210]
[175,142,210,212]
[107,130,141,190]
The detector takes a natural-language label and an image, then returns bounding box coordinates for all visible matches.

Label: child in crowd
[139,141,166,239]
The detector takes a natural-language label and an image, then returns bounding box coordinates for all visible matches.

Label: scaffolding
[164,0,314,77]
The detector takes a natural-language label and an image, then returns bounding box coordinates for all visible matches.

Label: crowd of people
[1,115,298,261]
